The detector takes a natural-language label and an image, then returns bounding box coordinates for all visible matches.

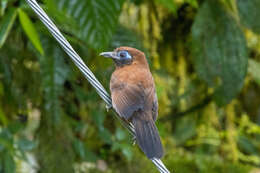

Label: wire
[25,0,170,172]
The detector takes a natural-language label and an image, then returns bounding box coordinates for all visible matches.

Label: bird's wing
[111,83,146,120]
[151,92,158,121]
[110,74,163,158]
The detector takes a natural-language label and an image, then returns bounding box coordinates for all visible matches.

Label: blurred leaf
[110,26,144,51]
[115,128,126,141]
[46,0,125,50]
[3,152,15,173]
[0,106,7,126]
[36,123,75,173]
[91,109,113,144]
[39,37,69,124]
[237,0,260,34]
[238,152,260,166]
[84,147,98,162]
[0,0,8,16]
[173,116,196,145]
[73,84,89,102]
[91,109,105,129]
[73,139,86,160]
[73,139,99,162]
[0,8,17,48]
[7,121,24,134]
[111,142,133,161]
[99,128,112,144]
[185,0,198,8]
[122,144,133,161]
[0,144,3,152]
[0,129,13,151]
[18,9,44,55]
[248,59,260,85]
[238,135,258,155]
[17,138,36,151]
[130,0,143,5]
[111,142,121,152]
[192,0,248,105]
[155,0,176,14]
[0,82,3,96]
[74,121,88,134]
[0,53,12,86]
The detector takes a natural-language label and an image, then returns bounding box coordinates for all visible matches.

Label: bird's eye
[119,51,126,58]
[118,50,131,60]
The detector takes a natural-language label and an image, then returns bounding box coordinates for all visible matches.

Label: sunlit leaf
[45,0,125,50]
[0,8,16,48]
[237,0,260,34]
[192,1,248,105]
[0,0,8,16]
[248,59,260,85]
[185,0,198,8]
[18,9,44,55]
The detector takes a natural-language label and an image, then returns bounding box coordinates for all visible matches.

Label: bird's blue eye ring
[117,50,131,60]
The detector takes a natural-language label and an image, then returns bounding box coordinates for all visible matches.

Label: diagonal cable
[25,0,170,172]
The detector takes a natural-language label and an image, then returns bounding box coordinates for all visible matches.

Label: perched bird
[100,47,163,159]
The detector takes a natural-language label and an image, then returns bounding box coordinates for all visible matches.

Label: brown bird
[100,47,163,159]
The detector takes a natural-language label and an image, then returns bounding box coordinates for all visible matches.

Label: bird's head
[100,47,148,68]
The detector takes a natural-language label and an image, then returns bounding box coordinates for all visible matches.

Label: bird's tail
[132,114,164,159]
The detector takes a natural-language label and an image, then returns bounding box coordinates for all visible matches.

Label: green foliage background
[0,0,260,172]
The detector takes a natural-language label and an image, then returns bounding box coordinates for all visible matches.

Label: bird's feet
[132,136,136,145]
[105,104,112,112]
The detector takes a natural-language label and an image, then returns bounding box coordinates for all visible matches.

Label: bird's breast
[110,65,153,90]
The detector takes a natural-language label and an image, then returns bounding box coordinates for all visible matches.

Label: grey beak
[99,52,120,60]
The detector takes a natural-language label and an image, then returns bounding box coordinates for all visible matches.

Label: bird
[100,46,164,159]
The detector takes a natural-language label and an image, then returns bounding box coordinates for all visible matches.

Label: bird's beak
[99,52,120,60]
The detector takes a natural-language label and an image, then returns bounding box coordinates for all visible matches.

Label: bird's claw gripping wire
[132,136,136,145]
[106,104,112,112]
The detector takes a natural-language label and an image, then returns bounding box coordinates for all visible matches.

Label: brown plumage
[100,47,163,159]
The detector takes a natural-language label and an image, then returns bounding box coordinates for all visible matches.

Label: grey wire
[25,0,170,172]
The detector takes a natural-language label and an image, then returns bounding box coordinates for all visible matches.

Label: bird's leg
[105,104,112,112]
